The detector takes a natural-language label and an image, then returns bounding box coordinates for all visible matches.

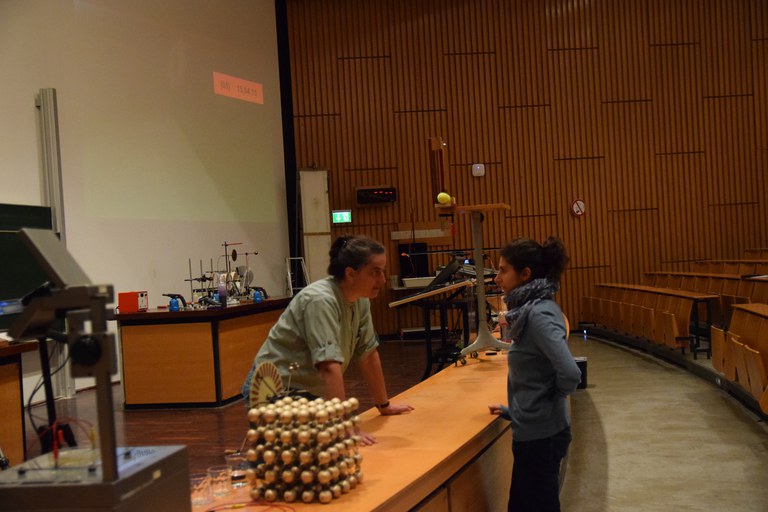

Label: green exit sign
[332,210,352,224]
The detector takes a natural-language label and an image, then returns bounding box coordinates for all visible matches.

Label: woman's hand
[378,402,414,416]
[357,430,378,446]
[488,403,504,415]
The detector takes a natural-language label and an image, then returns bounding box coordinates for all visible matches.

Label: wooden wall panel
[285,0,768,334]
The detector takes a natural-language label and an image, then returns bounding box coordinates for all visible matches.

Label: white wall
[0,0,289,403]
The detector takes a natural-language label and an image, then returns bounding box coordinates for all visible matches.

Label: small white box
[401,277,434,288]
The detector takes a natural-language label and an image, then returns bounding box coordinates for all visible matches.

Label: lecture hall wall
[284,0,768,335]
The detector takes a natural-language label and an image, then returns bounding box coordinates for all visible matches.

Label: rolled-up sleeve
[303,297,345,365]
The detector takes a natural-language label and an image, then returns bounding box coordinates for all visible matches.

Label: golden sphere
[317,469,332,485]
[318,489,333,504]
[316,430,331,445]
[262,409,277,424]
[282,469,295,484]
[249,487,262,500]
[331,484,342,498]
[317,451,331,465]
[283,489,297,502]
[301,470,314,484]
[246,428,259,442]
[279,410,294,425]
[263,488,277,502]
[302,490,315,503]
[262,450,276,465]
[297,430,311,445]
[247,408,260,423]
[299,450,313,465]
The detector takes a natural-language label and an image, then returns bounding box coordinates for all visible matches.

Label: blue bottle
[254,290,263,303]
[169,297,180,312]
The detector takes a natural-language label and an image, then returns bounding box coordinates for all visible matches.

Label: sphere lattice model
[244,396,363,505]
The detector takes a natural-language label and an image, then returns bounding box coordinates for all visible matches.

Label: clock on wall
[571,199,586,217]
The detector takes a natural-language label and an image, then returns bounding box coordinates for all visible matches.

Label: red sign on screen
[213,71,263,105]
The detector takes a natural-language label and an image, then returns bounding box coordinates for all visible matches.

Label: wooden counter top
[194,352,511,511]
[115,297,290,323]
[0,340,38,358]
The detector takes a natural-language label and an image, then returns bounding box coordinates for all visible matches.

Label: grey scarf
[504,278,559,341]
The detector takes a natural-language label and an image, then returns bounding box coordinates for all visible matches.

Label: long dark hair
[327,235,385,280]
[499,236,569,283]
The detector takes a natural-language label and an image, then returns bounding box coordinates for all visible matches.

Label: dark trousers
[508,426,572,512]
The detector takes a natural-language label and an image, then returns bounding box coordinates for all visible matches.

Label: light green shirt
[246,276,379,397]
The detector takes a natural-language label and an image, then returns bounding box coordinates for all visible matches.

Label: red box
[118,291,148,313]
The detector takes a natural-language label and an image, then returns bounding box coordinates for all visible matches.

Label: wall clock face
[571,199,586,217]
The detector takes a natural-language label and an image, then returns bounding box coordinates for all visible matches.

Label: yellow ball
[437,192,451,204]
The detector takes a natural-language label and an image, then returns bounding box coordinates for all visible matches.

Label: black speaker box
[398,243,429,278]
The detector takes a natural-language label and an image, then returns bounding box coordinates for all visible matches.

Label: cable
[26,340,71,446]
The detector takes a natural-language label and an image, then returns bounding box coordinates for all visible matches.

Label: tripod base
[460,327,510,357]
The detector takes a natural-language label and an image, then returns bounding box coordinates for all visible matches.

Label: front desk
[195,352,514,511]
[0,341,37,468]
[117,299,289,408]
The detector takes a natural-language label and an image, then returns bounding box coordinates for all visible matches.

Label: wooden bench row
[581,283,715,356]
[691,260,768,275]
[644,272,768,326]
[744,248,768,259]
[710,303,768,414]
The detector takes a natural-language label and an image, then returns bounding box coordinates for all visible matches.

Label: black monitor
[424,258,462,291]
[0,204,54,331]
